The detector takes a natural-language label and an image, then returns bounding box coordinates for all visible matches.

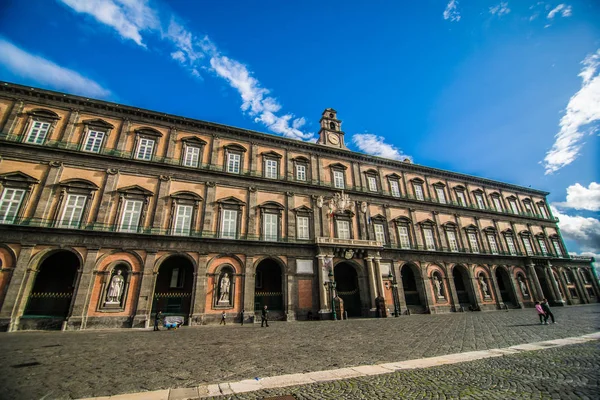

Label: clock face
[328,133,340,145]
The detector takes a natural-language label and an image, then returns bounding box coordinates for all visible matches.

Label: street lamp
[327,269,337,321]
[388,271,400,317]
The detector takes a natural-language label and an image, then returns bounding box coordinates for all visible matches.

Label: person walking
[240,308,245,326]
[534,301,545,324]
[261,305,269,327]
[154,311,163,331]
[219,311,227,325]
[541,298,556,324]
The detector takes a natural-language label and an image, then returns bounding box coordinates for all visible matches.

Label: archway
[24,251,79,321]
[495,267,516,307]
[254,258,284,314]
[334,262,362,317]
[151,255,194,320]
[452,265,476,307]
[400,264,424,310]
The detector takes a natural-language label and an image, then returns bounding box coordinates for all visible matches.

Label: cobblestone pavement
[208,341,600,400]
[0,304,598,399]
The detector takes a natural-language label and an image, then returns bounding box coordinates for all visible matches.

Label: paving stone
[109,389,169,400]
[169,387,199,400]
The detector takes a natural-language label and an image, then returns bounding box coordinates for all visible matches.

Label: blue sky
[0,0,598,263]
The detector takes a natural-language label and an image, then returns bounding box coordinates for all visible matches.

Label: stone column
[151,176,172,231]
[116,119,131,153]
[0,98,24,136]
[384,205,396,247]
[468,266,483,308]
[373,256,385,301]
[165,127,178,160]
[556,269,573,305]
[365,257,377,311]
[33,161,64,220]
[287,193,295,241]
[0,245,34,331]
[526,263,543,301]
[321,207,331,237]
[310,154,319,184]
[67,248,100,330]
[420,272,435,313]
[312,196,321,238]
[572,269,590,304]
[395,263,407,313]
[488,267,505,309]
[316,255,330,316]
[249,142,259,175]
[132,252,157,328]
[508,269,525,308]
[190,254,208,325]
[446,276,461,311]
[545,263,564,305]
[246,187,258,239]
[243,256,256,320]
[286,258,296,321]
[209,135,220,167]
[94,169,120,226]
[59,109,80,143]
[202,182,217,234]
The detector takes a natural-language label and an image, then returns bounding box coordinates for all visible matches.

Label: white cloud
[551,205,600,253]
[443,0,461,22]
[542,49,600,174]
[351,134,411,161]
[547,4,572,19]
[555,182,600,211]
[0,38,111,98]
[59,0,158,47]
[171,50,186,63]
[489,2,510,16]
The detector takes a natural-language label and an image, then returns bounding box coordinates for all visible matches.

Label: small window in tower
[329,112,334,118]
[329,122,336,130]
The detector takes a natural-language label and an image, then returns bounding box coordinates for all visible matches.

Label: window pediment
[59,179,99,192]
[490,192,501,198]
[181,136,207,146]
[364,168,378,175]
[117,185,154,197]
[217,196,246,206]
[471,189,484,195]
[28,108,60,120]
[386,173,401,179]
[261,150,282,159]
[83,118,114,130]
[432,181,445,187]
[293,205,313,214]
[482,226,496,233]
[418,218,436,226]
[453,185,466,191]
[506,195,517,201]
[442,222,458,230]
[501,228,515,235]
[224,143,247,153]
[334,209,355,217]
[371,214,386,222]
[135,127,162,138]
[519,230,531,236]
[410,177,424,184]
[292,156,309,163]
[463,224,478,231]
[329,162,348,170]
[534,232,546,238]
[259,201,284,210]
[0,171,39,185]
[393,216,412,224]
[170,191,203,202]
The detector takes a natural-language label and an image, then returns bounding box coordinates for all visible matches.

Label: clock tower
[317,108,346,149]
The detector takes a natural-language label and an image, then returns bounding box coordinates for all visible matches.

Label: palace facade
[0,81,597,332]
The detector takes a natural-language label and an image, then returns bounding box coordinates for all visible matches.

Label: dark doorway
[453,265,475,306]
[24,251,79,318]
[535,266,553,301]
[401,264,422,306]
[495,268,516,306]
[152,256,194,320]
[334,262,361,317]
[254,258,283,312]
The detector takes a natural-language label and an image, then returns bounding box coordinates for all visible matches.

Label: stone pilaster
[0,245,34,331]
[446,276,461,311]
[489,267,505,309]
[287,192,295,241]
[384,205,396,247]
[202,182,217,234]
[33,162,64,220]
[165,127,178,160]
[395,263,407,313]
[132,252,157,328]
[572,268,590,303]
[545,264,564,306]
[151,176,172,231]
[246,187,258,239]
[190,254,208,325]
[421,272,435,313]
[316,255,330,316]
[373,256,385,301]
[67,248,100,329]
[468,266,483,308]
[286,258,296,321]
[0,98,24,136]
[243,256,256,320]
[250,142,259,174]
[557,269,573,305]
[94,169,120,225]
[310,154,319,184]
[60,109,80,143]
[365,256,377,310]
[116,119,131,152]
[526,263,543,301]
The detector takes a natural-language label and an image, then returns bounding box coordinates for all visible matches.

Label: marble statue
[360,201,368,214]
[106,270,124,304]
[519,277,528,296]
[433,275,444,298]
[219,273,231,303]
[316,195,324,209]
[479,275,489,297]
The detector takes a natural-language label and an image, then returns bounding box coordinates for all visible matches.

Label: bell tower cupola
[317,108,346,149]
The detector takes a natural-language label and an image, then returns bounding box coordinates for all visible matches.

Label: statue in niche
[519,276,529,296]
[433,274,444,298]
[106,270,125,304]
[219,273,231,303]
[360,201,368,214]
[479,275,490,297]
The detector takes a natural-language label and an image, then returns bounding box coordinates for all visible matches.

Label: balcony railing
[0,134,557,222]
[316,237,382,247]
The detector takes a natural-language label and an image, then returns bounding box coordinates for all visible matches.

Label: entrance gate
[254,259,283,312]
[151,255,194,321]
[334,262,361,317]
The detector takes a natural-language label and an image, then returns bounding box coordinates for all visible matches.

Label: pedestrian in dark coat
[240,308,245,326]
[541,299,555,324]
[154,311,163,331]
[219,311,226,325]
[261,305,269,327]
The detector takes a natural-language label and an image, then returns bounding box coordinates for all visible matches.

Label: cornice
[0,81,549,197]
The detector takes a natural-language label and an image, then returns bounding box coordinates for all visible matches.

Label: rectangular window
[390,180,400,197]
[509,200,519,214]
[136,138,154,160]
[367,176,377,192]
[414,184,424,201]
[25,121,50,144]
[333,170,345,189]
[173,204,193,236]
[297,216,309,239]
[456,191,466,206]
[505,236,517,255]
[539,205,549,219]
[398,226,411,249]
[119,200,143,232]
[265,159,278,179]
[423,228,436,250]
[227,153,241,174]
[59,194,87,228]
[263,213,278,241]
[538,239,548,256]
[83,130,105,153]
[374,224,386,244]
[487,234,498,254]
[183,146,200,167]
[524,202,533,215]
[493,197,503,212]
[337,220,350,239]
[221,209,238,238]
[522,236,534,256]
[0,188,25,223]
[475,194,485,209]
[446,230,459,252]
[552,239,563,257]
[435,187,446,204]
[170,267,184,288]
[468,232,479,253]
[296,164,306,181]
